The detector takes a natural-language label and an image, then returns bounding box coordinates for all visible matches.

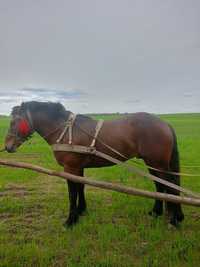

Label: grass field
[0,113,200,267]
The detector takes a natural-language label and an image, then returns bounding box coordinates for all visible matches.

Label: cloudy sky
[0,0,200,114]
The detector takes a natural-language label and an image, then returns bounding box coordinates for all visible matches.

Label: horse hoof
[177,213,184,222]
[64,214,79,228]
[148,210,162,218]
[64,220,77,228]
[64,222,73,229]
[169,217,180,228]
[167,223,177,230]
[77,207,87,216]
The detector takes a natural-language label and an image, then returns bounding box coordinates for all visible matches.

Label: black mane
[20,101,69,120]
[11,106,21,116]
[11,101,92,123]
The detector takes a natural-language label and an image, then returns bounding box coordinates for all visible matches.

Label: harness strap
[68,114,77,145]
[51,144,200,199]
[26,110,34,130]
[90,119,104,147]
[56,113,77,144]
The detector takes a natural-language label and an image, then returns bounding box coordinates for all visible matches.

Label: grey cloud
[0,88,88,114]
[183,93,193,98]
[0,0,200,114]
[125,99,141,104]
[0,91,24,97]
[21,88,87,99]
[0,98,16,104]
[0,88,86,101]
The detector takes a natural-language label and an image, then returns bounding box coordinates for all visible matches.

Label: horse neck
[31,111,71,145]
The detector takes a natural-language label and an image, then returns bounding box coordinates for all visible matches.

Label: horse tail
[167,124,184,223]
[168,124,180,192]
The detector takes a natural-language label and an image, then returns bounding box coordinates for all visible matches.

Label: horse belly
[95,120,139,161]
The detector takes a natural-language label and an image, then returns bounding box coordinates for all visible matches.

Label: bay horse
[5,101,184,227]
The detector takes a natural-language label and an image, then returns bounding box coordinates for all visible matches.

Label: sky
[0,0,200,115]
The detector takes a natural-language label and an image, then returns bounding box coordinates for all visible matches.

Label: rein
[42,123,66,141]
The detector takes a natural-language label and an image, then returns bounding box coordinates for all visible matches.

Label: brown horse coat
[5,101,184,227]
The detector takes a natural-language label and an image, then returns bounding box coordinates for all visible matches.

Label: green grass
[0,113,200,267]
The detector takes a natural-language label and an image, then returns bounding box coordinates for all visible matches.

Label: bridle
[7,109,78,145]
[7,110,34,143]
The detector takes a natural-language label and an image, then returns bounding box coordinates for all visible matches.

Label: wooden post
[0,159,200,207]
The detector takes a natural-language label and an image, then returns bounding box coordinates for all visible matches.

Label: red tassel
[18,119,30,136]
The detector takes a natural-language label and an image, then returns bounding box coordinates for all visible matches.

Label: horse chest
[54,151,87,169]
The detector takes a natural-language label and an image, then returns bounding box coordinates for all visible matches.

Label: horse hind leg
[165,172,184,226]
[148,165,184,227]
[165,128,184,226]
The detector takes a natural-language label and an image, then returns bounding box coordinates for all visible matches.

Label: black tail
[169,125,180,181]
[167,124,184,223]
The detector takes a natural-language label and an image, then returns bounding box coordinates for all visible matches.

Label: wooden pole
[0,159,200,207]
[52,144,200,198]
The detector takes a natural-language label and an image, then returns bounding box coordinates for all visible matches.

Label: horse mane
[11,101,92,123]
[19,101,69,120]
[11,106,21,116]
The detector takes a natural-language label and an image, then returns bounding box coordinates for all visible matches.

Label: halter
[18,119,30,136]
[7,110,34,142]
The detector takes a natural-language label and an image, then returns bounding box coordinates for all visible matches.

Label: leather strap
[52,143,200,199]
[26,110,34,130]
[90,119,104,147]
[56,113,77,144]
[68,114,77,145]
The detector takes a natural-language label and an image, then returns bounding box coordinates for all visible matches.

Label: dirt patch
[8,153,43,161]
[18,152,42,158]
[23,210,42,224]
[0,212,13,220]
[0,184,29,198]
[4,184,27,191]
[190,211,200,221]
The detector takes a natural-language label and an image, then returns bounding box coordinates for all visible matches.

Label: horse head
[5,103,34,153]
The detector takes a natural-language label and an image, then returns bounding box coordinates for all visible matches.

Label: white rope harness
[56,113,77,144]
[56,113,104,148]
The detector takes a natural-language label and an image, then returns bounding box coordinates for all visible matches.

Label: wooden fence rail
[0,159,200,207]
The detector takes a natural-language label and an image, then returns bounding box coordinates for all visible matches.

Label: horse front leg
[64,166,85,227]
[77,183,87,215]
[65,179,79,227]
